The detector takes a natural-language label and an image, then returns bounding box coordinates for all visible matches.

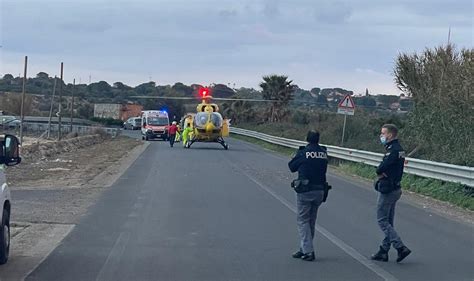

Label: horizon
[0,70,409,96]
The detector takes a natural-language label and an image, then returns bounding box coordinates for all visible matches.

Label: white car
[0,116,21,129]
[123,117,142,130]
[0,134,21,265]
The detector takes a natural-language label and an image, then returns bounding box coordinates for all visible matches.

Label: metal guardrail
[23,116,98,126]
[230,127,474,187]
[1,123,120,138]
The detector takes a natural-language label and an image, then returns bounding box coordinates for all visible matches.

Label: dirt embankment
[21,134,106,160]
[8,135,143,189]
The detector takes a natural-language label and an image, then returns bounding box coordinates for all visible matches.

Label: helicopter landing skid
[217,137,229,150]
[185,138,228,150]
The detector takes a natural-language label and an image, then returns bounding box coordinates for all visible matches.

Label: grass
[231,133,295,156]
[231,134,474,211]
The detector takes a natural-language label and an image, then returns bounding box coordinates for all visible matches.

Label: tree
[221,100,255,124]
[234,87,262,99]
[87,81,112,97]
[259,75,296,122]
[376,95,399,108]
[142,98,185,119]
[394,44,473,165]
[399,99,413,111]
[113,82,131,91]
[316,94,328,105]
[171,82,193,96]
[355,96,376,108]
[310,87,321,95]
[135,82,156,96]
[36,72,49,79]
[211,84,235,98]
[0,93,33,115]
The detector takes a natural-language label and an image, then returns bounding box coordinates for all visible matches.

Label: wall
[121,104,143,121]
[94,104,121,119]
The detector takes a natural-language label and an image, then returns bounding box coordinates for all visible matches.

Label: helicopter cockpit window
[210,113,223,128]
[195,112,208,128]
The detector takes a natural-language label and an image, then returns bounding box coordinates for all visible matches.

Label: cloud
[1,0,472,94]
[313,1,353,24]
[219,9,238,19]
[262,0,280,18]
[58,21,112,33]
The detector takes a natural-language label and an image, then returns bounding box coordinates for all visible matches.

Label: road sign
[337,94,355,115]
[337,94,356,146]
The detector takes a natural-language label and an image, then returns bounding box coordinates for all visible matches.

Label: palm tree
[221,100,255,124]
[259,75,296,122]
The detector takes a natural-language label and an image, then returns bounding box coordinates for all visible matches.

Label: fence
[230,127,474,187]
[0,123,121,139]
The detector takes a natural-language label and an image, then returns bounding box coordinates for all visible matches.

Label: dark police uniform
[375,139,407,252]
[288,144,328,255]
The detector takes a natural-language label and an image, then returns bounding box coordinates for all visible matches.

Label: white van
[0,134,21,265]
[141,110,170,141]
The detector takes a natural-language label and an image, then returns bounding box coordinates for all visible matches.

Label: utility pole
[58,62,64,140]
[341,114,347,146]
[19,56,28,145]
[47,76,58,139]
[70,78,75,133]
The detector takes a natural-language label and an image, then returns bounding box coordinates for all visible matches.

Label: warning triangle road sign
[338,94,355,109]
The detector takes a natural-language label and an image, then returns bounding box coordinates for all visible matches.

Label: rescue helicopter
[129,84,282,149]
[181,87,230,150]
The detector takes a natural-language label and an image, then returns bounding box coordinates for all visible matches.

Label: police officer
[288,130,328,262]
[371,124,411,263]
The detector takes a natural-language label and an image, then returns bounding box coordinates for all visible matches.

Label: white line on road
[96,231,131,281]
[227,160,398,281]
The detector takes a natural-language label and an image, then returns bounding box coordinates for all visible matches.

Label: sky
[0,0,472,95]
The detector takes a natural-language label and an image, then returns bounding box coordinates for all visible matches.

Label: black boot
[301,252,315,261]
[396,246,411,262]
[371,247,388,262]
[292,250,304,259]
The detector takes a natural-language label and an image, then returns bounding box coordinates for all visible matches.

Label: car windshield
[134,118,141,123]
[147,117,168,126]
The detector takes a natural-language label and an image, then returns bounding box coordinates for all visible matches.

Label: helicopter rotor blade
[129,96,280,102]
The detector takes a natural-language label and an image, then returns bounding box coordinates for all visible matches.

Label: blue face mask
[380,136,387,145]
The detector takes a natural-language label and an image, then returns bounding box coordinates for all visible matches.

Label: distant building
[121,104,143,120]
[94,104,122,120]
[94,103,144,120]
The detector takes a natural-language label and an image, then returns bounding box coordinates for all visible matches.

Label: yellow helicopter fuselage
[183,97,229,149]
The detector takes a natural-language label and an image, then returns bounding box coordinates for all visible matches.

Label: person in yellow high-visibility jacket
[182,124,193,147]
[175,125,181,143]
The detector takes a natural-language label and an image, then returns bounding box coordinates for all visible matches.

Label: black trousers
[169,134,176,147]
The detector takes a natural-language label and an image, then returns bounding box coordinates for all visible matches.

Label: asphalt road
[25,133,474,281]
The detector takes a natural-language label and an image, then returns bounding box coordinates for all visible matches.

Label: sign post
[337,94,356,146]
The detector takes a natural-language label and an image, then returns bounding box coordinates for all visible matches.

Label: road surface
[24,134,474,281]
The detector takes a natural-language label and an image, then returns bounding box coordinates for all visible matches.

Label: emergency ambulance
[141,110,170,141]
[0,134,21,265]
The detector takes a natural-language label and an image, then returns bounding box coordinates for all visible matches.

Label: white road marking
[227,159,398,281]
[96,231,131,281]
